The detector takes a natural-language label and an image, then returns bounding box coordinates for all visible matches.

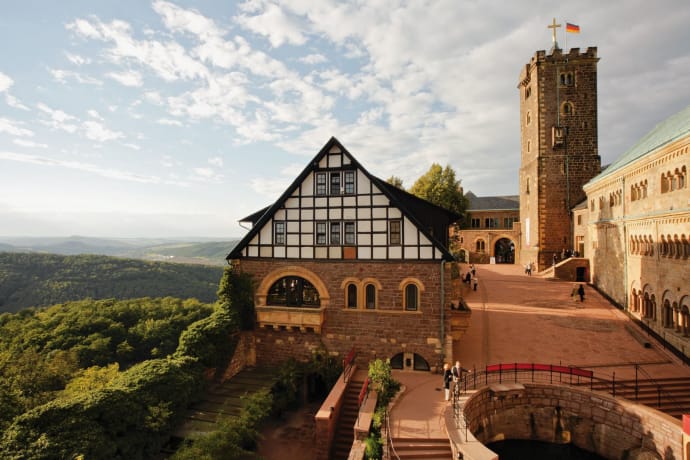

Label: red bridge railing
[461,362,594,393]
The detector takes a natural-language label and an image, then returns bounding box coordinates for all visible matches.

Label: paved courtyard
[388,262,690,440]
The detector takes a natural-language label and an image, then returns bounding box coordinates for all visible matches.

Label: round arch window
[267,276,321,307]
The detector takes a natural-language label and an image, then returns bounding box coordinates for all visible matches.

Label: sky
[1,1,689,239]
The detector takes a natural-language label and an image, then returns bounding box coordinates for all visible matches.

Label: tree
[386,175,404,189]
[408,163,468,216]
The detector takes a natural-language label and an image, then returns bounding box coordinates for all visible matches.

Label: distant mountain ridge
[0,236,239,265]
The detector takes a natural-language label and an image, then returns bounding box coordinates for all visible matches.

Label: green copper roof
[590,103,690,183]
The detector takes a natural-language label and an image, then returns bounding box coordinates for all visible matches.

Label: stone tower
[517,45,601,270]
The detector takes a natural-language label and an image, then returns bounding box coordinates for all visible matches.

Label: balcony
[256,305,326,333]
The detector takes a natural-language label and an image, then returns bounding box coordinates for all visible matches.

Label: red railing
[461,362,594,393]
[343,347,356,382]
[358,377,370,407]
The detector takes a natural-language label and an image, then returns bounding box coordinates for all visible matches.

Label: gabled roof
[227,137,460,261]
[589,103,690,184]
[465,191,519,211]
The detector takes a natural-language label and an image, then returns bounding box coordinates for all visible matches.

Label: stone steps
[332,371,368,460]
[172,366,278,439]
[391,437,453,459]
[588,376,690,419]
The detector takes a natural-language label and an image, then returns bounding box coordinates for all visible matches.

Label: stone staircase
[331,370,367,460]
[589,376,690,419]
[390,437,453,459]
[172,367,278,439]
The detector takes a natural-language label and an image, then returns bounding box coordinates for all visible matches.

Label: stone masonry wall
[464,384,683,460]
[237,259,452,369]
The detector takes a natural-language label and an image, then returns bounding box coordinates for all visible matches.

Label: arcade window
[274,221,285,245]
[476,239,486,252]
[267,276,320,307]
[346,283,357,309]
[471,218,480,228]
[365,284,377,309]
[404,284,418,311]
[485,218,499,228]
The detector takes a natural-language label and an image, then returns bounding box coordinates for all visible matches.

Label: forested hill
[0,252,225,313]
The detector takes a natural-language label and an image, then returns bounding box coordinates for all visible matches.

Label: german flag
[565,23,580,34]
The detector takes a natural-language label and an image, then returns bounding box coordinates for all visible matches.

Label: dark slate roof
[227,137,461,261]
[238,206,270,225]
[589,103,690,183]
[465,191,519,211]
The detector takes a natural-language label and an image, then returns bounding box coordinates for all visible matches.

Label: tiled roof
[590,104,690,183]
[465,191,519,211]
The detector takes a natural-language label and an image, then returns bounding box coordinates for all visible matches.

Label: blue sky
[1,1,689,238]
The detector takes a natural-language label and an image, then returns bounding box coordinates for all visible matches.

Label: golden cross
[547,17,561,47]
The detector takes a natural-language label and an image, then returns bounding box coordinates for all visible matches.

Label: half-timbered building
[227,137,467,370]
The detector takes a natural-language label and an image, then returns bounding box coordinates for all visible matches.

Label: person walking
[578,284,585,302]
[451,361,471,396]
[472,276,478,291]
[443,363,452,401]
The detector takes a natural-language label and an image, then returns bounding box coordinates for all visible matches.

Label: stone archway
[493,238,515,264]
[390,352,430,371]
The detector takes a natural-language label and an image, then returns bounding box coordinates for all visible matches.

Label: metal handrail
[458,362,683,413]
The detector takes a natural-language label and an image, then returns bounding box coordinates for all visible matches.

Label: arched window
[561,102,573,116]
[346,283,357,309]
[475,239,486,252]
[267,276,321,307]
[365,283,376,309]
[404,284,418,311]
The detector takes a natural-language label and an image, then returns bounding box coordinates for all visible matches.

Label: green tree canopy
[408,163,468,216]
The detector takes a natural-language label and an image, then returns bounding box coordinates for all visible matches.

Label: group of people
[442,361,471,401]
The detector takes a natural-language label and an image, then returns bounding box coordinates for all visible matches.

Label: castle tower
[517,40,601,270]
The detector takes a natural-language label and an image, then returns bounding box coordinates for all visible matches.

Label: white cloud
[64,52,90,66]
[299,53,327,65]
[107,70,143,87]
[82,120,123,142]
[193,167,214,177]
[13,139,48,149]
[0,72,13,92]
[37,103,79,133]
[50,68,103,85]
[0,117,34,137]
[208,156,223,167]
[235,3,307,47]
[157,118,183,126]
[87,109,104,120]
[6,94,29,110]
[66,16,208,82]
[123,143,141,150]
[0,151,188,186]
